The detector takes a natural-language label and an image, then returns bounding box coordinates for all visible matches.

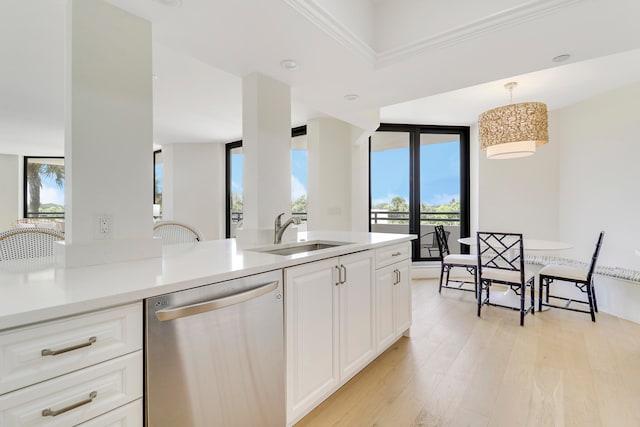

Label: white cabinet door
[393,259,412,336]
[285,258,339,424]
[375,263,396,352]
[338,251,374,383]
[375,258,412,354]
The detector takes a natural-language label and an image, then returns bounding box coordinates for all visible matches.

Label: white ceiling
[1,0,640,156]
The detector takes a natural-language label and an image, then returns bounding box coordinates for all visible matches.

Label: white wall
[554,82,640,270]
[162,143,225,240]
[0,155,19,230]
[553,82,640,323]
[476,118,560,239]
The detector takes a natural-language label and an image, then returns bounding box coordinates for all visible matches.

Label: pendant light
[478,82,548,159]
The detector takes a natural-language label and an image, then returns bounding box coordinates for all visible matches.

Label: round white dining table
[457,237,573,250]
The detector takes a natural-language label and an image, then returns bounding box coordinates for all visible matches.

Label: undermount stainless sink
[249,240,352,256]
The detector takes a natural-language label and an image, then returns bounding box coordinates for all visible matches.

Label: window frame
[23,156,65,220]
[369,123,470,261]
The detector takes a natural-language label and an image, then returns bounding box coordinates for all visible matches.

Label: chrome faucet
[274,213,301,244]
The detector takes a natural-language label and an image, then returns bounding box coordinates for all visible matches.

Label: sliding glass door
[370,124,470,261]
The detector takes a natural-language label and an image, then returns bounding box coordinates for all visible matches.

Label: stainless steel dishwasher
[145,269,284,427]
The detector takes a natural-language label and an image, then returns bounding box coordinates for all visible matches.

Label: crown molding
[285,0,583,68]
[284,0,377,63]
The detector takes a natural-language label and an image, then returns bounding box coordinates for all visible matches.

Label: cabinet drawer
[76,399,142,427]
[0,351,142,427]
[0,303,142,395]
[375,242,410,269]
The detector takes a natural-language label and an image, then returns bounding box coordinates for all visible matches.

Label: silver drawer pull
[41,336,97,356]
[42,391,97,417]
[391,252,402,256]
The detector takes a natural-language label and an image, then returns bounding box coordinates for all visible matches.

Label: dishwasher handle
[155,280,279,322]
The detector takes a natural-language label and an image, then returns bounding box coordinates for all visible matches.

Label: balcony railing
[231,212,307,223]
[370,210,460,225]
[231,211,458,226]
[25,212,65,220]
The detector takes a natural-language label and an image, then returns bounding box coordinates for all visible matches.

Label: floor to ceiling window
[370,124,470,261]
[225,126,307,238]
[291,126,308,223]
[226,141,243,238]
[153,150,163,220]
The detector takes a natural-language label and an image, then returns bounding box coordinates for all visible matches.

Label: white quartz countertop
[0,231,414,330]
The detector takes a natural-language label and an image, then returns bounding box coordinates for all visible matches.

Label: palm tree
[26,162,64,216]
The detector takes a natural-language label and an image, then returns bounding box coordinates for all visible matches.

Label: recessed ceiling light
[344,94,359,101]
[552,54,571,63]
[280,59,298,70]
[152,0,182,7]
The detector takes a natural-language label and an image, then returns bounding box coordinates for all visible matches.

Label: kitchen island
[0,231,414,426]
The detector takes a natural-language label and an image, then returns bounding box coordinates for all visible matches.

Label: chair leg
[439,265,445,293]
[520,282,525,326]
[530,278,535,315]
[477,279,484,317]
[591,281,599,313]
[473,267,478,298]
[545,277,550,304]
[586,280,596,322]
[538,276,543,311]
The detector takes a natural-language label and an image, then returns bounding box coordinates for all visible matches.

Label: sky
[232,142,459,206]
[28,172,65,206]
[371,140,460,206]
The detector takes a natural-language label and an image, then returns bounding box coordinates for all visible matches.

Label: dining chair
[0,228,65,261]
[153,220,204,244]
[538,231,604,321]
[434,225,477,294]
[477,231,535,326]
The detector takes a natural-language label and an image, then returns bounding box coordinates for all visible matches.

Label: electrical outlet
[97,215,111,238]
[99,217,109,234]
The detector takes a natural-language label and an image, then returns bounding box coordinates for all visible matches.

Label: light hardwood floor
[296,278,640,427]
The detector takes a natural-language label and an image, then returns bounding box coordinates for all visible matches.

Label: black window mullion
[409,129,421,260]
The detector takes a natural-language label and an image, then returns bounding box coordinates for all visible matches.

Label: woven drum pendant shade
[479,96,548,159]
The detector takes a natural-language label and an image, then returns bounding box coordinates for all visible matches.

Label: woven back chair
[153,221,204,244]
[0,228,65,261]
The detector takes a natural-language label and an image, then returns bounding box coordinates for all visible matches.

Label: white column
[237,73,292,245]
[162,143,225,240]
[307,118,371,231]
[60,0,161,266]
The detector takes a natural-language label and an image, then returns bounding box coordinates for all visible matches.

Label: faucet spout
[274,212,301,244]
